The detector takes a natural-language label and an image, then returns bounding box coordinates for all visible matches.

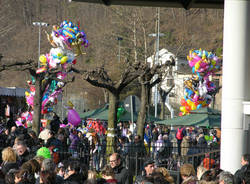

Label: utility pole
[33,22,49,67]
[148,8,164,117]
[117,37,123,62]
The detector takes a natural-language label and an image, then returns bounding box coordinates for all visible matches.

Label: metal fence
[57,144,220,184]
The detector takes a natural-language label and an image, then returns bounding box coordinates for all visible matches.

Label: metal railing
[56,144,220,184]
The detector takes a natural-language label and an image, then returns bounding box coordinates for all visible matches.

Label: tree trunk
[32,77,42,135]
[106,91,119,155]
[103,89,109,104]
[159,93,167,119]
[137,83,148,138]
[159,86,174,119]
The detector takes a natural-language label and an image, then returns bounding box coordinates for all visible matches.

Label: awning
[80,104,161,122]
[0,87,26,97]
[72,0,224,10]
[155,107,221,128]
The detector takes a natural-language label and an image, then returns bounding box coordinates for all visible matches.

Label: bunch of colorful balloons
[25,20,88,118]
[179,49,222,116]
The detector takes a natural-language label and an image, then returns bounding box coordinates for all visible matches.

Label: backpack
[176,128,184,140]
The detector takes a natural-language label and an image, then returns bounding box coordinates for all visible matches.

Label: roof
[80,104,161,121]
[0,87,26,97]
[155,107,221,127]
[71,0,224,10]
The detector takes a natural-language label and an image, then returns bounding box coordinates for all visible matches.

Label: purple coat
[69,133,80,151]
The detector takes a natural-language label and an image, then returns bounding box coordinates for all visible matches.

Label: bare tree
[136,59,175,138]
[72,61,147,154]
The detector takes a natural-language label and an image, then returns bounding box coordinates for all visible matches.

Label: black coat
[35,175,65,184]
[64,173,85,184]
[234,164,248,184]
[17,149,34,167]
[1,161,18,175]
[113,163,129,184]
[50,118,61,134]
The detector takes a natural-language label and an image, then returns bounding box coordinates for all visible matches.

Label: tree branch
[0,59,34,72]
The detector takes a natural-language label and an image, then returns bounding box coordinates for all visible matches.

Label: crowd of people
[0,113,247,183]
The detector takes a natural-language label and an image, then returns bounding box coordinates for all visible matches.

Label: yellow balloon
[211,60,216,66]
[60,56,68,64]
[191,103,196,110]
[195,61,200,71]
[180,106,186,112]
[57,53,63,58]
[68,101,74,109]
[25,91,30,96]
[39,55,47,65]
[187,99,191,105]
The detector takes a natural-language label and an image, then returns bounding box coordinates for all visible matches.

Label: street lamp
[117,37,123,62]
[148,8,164,118]
[33,22,49,67]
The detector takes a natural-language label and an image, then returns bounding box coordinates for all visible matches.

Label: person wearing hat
[134,159,155,184]
[36,147,51,159]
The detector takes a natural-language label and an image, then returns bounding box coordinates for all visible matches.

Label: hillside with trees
[0,0,223,109]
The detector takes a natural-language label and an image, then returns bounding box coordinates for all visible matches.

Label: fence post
[135,152,138,176]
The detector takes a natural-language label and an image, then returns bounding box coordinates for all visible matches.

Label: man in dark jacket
[109,153,129,184]
[64,161,87,184]
[50,113,61,134]
[15,141,34,167]
[234,154,250,184]
[134,159,155,184]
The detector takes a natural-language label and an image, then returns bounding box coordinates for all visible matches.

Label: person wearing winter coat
[181,136,191,157]
[1,147,18,176]
[180,164,197,184]
[109,153,129,184]
[15,141,34,167]
[99,165,118,184]
[69,129,80,154]
[134,159,155,184]
[64,161,87,184]
[197,133,207,153]
[50,113,61,134]
[234,154,250,184]
[155,134,164,159]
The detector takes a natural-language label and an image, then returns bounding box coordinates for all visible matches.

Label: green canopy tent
[79,105,108,119]
[79,104,161,122]
[155,107,221,128]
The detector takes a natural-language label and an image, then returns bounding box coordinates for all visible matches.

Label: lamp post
[117,37,123,62]
[33,22,49,67]
[148,8,164,117]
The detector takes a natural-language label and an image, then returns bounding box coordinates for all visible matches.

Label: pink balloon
[16,120,23,127]
[60,124,66,128]
[67,109,81,127]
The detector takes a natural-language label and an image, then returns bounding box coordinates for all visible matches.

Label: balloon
[197,104,202,109]
[186,105,191,112]
[60,124,67,128]
[39,55,47,65]
[68,109,81,127]
[191,103,197,110]
[60,56,68,64]
[36,66,47,74]
[179,49,222,116]
[117,107,125,122]
[186,99,192,105]
[25,91,30,96]
[180,106,186,113]
[16,120,23,127]
[180,98,187,106]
